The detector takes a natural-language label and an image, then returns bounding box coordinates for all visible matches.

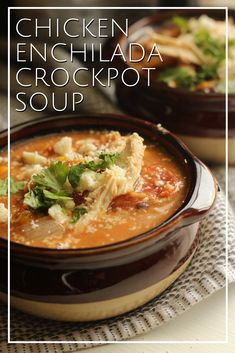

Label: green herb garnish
[24,187,51,210]
[24,187,72,211]
[71,207,87,224]
[158,65,219,91]
[196,64,218,82]
[32,161,69,193]
[24,161,71,211]
[24,153,120,212]
[98,152,120,169]
[228,38,235,47]
[172,16,188,33]
[158,67,196,90]
[68,164,87,188]
[68,152,119,188]
[10,177,25,194]
[194,29,225,62]
[0,177,25,196]
[0,178,7,196]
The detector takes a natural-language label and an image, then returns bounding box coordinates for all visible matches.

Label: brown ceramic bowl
[115,9,235,164]
[0,113,217,321]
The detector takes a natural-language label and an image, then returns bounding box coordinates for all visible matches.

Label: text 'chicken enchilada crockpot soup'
[0,130,188,249]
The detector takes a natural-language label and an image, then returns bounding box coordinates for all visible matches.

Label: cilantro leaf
[196,64,218,81]
[158,67,196,90]
[68,164,86,188]
[194,29,225,62]
[71,207,87,224]
[157,65,219,91]
[172,16,188,33]
[24,187,53,210]
[23,154,120,212]
[0,177,25,196]
[10,177,25,194]
[24,187,72,211]
[32,161,69,193]
[98,152,120,169]
[229,38,235,47]
[43,189,72,201]
[24,187,48,210]
[0,178,8,196]
[24,161,71,211]
[68,153,119,188]
[48,161,69,185]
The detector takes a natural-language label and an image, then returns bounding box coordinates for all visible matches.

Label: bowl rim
[117,8,235,98]
[0,112,217,256]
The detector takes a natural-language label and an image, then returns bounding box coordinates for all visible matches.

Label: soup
[0,131,187,249]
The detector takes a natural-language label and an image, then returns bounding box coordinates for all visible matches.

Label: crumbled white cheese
[31,220,39,229]
[54,136,72,155]
[86,225,97,233]
[0,156,8,164]
[56,241,71,249]
[73,132,145,231]
[155,179,164,187]
[0,203,8,223]
[65,151,82,161]
[78,140,97,155]
[11,161,21,167]
[21,164,43,178]
[77,170,100,192]
[64,200,75,210]
[22,151,47,165]
[48,204,69,224]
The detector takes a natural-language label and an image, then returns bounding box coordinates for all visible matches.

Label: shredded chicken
[74,133,145,230]
[144,30,211,66]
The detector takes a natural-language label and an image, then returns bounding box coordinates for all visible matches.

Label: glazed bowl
[0,113,217,321]
[115,9,235,164]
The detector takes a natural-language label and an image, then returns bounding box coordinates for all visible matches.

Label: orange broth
[0,131,187,249]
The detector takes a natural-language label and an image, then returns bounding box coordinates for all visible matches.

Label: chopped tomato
[43,145,54,157]
[141,165,178,199]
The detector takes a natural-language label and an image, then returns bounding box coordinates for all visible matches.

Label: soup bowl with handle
[115,9,235,164]
[0,113,217,321]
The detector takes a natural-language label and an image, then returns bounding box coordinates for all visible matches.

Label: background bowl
[115,9,235,164]
[0,113,217,321]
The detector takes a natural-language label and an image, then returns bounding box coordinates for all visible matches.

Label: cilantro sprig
[157,20,228,92]
[71,207,87,224]
[194,29,225,62]
[68,152,119,188]
[0,178,7,196]
[0,177,25,196]
[24,161,71,211]
[158,67,195,90]
[158,65,218,91]
[172,16,188,33]
[23,153,120,213]
[32,161,69,193]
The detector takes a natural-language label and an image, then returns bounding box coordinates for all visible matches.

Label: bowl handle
[181,160,218,226]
